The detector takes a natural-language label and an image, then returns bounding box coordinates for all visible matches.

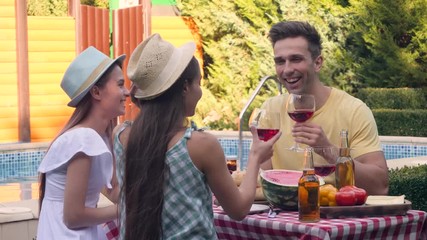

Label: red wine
[227,159,237,173]
[314,165,336,176]
[257,128,279,141]
[288,110,314,123]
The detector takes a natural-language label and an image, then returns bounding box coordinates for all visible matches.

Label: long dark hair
[38,63,119,212]
[124,57,199,240]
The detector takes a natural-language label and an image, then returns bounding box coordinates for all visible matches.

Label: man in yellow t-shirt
[261,21,389,195]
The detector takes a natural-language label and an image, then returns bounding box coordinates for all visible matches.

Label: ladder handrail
[238,75,282,163]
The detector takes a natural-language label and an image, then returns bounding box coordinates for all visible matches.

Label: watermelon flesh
[261,170,300,186]
[260,169,324,211]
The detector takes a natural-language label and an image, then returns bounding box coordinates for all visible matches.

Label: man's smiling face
[273,36,322,94]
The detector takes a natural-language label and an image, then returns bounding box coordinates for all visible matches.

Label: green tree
[80,0,109,8]
[347,0,427,88]
[27,0,68,16]
[177,0,351,130]
[177,0,281,130]
[27,0,109,16]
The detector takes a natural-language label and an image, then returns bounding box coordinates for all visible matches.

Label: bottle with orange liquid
[298,147,320,222]
[335,129,355,189]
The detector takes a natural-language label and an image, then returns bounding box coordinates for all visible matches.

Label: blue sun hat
[61,46,126,107]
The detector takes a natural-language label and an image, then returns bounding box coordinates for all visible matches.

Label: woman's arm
[63,152,118,229]
[100,168,119,203]
[189,127,280,220]
[103,123,132,203]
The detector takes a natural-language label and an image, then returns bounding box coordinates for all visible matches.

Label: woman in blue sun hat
[37,47,129,239]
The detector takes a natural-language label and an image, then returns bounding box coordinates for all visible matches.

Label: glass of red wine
[226,155,238,174]
[312,147,339,178]
[249,108,280,141]
[286,94,315,152]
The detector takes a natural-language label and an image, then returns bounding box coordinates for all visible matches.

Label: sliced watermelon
[260,169,324,211]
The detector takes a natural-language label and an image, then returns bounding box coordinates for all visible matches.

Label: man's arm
[354,151,389,195]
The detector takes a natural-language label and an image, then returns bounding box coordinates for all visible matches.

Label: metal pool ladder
[237,75,283,164]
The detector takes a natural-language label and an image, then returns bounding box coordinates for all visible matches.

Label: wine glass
[312,147,339,178]
[286,94,315,151]
[249,108,280,141]
[226,155,238,174]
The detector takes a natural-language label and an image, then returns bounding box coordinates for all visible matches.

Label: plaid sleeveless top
[113,120,132,240]
[162,128,217,239]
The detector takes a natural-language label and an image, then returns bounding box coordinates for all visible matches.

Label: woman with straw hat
[37,47,129,239]
[123,33,281,239]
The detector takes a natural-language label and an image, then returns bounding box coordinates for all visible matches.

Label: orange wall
[0,0,19,143]
[27,16,76,142]
[0,8,202,143]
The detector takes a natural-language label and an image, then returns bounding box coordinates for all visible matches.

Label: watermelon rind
[260,169,325,211]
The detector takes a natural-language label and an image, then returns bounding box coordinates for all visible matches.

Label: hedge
[356,88,427,109]
[373,109,427,137]
[388,165,427,212]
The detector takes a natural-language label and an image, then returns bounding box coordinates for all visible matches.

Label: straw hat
[61,46,126,107]
[127,33,196,99]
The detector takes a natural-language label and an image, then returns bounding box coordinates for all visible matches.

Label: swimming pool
[215,132,427,168]
[1,133,427,201]
[0,143,45,182]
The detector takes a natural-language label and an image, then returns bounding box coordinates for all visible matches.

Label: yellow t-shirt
[261,88,382,184]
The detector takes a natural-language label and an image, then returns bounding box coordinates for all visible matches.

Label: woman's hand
[249,126,282,165]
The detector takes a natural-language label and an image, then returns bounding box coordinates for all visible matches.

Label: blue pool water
[220,139,427,169]
[1,139,427,182]
[0,151,42,182]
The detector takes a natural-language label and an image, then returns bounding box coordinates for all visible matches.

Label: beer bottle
[298,147,320,222]
[335,129,355,189]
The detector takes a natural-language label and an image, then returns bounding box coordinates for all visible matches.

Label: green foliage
[373,109,427,136]
[389,165,427,212]
[177,0,283,130]
[356,88,427,109]
[191,86,238,130]
[27,0,109,16]
[356,87,427,136]
[27,0,68,16]
[347,0,427,88]
[80,0,109,8]
[25,0,427,132]
[178,0,352,130]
